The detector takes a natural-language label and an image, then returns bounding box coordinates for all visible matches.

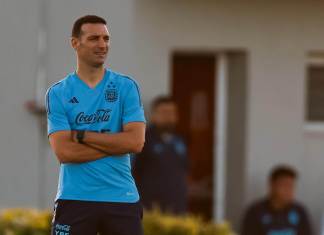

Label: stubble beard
[91,61,105,68]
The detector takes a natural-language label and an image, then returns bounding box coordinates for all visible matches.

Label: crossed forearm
[58,140,108,163]
[61,123,144,162]
[82,131,143,155]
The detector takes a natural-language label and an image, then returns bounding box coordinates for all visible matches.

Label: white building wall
[0,0,42,208]
[129,1,324,231]
[1,0,324,233]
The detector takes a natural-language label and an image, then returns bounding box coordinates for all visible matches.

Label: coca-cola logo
[75,109,111,125]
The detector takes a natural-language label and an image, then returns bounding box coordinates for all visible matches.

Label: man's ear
[71,37,79,50]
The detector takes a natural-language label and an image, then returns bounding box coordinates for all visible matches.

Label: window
[306,52,324,122]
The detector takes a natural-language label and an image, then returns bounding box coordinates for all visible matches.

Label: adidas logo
[69,97,79,103]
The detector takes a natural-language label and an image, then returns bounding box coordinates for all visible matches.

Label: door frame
[170,50,230,223]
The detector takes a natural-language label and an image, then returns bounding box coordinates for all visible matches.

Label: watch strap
[76,130,85,143]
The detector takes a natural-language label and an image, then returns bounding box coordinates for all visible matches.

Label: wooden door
[172,53,216,220]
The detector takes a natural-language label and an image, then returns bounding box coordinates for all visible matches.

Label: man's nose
[98,38,107,48]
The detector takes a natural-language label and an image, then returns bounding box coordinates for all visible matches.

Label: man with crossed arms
[46,15,146,235]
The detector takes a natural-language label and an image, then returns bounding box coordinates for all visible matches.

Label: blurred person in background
[132,96,188,215]
[46,15,146,235]
[241,165,313,235]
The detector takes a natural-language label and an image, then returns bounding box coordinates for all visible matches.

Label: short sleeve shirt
[46,69,146,202]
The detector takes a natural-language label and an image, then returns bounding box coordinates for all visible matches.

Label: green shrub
[0,208,236,235]
[143,209,235,235]
[0,208,51,235]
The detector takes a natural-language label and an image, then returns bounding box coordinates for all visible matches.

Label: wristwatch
[76,130,85,143]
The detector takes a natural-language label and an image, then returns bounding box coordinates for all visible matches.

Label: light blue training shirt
[46,69,146,203]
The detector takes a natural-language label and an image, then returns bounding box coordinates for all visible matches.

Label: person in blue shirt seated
[132,96,188,215]
[241,165,313,235]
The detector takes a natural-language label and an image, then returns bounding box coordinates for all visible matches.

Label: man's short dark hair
[151,96,175,111]
[269,165,298,182]
[72,15,107,38]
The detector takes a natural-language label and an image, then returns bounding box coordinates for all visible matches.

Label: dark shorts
[51,199,144,235]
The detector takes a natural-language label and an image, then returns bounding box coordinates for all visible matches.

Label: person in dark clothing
[241,165,313,235]
[132,96,188,215]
